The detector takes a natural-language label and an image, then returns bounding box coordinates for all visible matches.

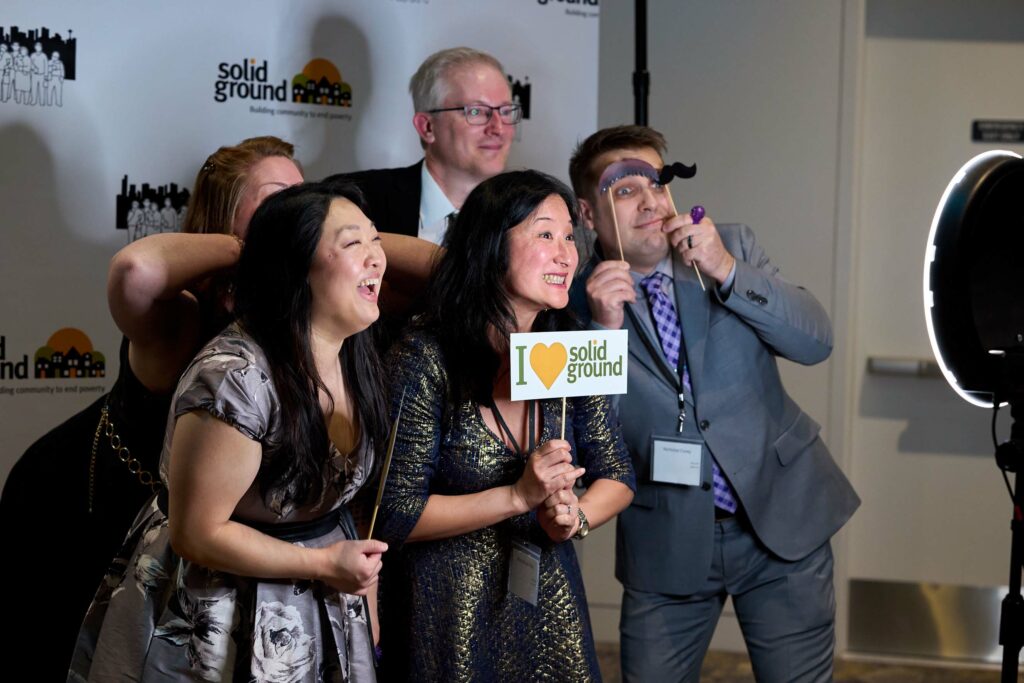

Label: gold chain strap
[88,402,160,513]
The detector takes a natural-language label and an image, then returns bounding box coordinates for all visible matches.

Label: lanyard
[490,399,536,457]
[625,302,689,434]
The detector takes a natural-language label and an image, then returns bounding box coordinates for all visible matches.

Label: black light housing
[924,150,1024,407]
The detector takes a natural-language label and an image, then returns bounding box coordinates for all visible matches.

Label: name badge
[650,435,703,486]
[508,539,541,606]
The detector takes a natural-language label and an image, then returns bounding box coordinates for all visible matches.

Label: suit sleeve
[716,223,833,365]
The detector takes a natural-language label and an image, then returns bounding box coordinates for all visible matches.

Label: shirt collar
[630,256,675,289]
[419,161,457,231]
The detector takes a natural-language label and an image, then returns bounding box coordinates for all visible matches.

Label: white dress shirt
[418,163,457,246]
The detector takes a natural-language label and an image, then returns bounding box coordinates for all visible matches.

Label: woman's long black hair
[418,169,579,407]
[233,180,388,510]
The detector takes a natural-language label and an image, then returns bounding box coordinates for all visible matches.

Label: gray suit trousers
[620,516,835,683]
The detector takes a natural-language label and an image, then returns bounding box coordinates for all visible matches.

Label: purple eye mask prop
[598,158,698,195]
[597,158,660,194]
[598,157,707,291]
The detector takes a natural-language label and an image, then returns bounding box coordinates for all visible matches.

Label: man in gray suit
[568,125,860,682]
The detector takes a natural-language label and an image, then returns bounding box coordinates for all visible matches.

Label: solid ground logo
[0,334,27,379]
[535,0,599,17]
[292,59,352,107]
[215,58,287,103]
[0,329,105,380]
[215,57,353,109]
[34,328,105,379]
[116,175,190,242]
[518,338,623,387]
[0,25,76,107]
[510,330,628,401]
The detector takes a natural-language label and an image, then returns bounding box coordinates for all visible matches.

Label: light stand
[632,0,649,126]
[996,369,1024,680]
[924,149,1024,677]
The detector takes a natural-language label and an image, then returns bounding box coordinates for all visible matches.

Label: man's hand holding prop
[598,158,706,290]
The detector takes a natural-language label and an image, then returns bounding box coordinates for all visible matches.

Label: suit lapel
[673,255,710,399]
[395,161,423,238]
[625,298,679,393]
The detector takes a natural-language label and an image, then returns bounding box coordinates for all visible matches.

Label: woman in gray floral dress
[69,180,390,682]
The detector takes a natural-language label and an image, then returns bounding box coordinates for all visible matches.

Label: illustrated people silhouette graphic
[160,198,177,233]
[127,200,144,241]
[0,45,12,103]
[176,203,187,230]
[29,42,48,106]
[143,199,161,237]
[13,45,31,105]
[46,51,64,107]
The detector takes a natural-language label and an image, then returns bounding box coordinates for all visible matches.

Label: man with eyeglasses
[333,46,520,245]
[567,125,859,683]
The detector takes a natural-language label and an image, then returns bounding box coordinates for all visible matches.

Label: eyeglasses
[426,103,523,126]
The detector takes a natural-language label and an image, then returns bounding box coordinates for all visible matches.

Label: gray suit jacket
[571,223,860,595]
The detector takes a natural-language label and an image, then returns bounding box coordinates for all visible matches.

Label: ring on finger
[687,234,694,249]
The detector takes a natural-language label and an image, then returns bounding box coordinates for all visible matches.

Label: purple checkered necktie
[640,272,738,514]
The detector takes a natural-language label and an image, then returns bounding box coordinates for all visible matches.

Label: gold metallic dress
[378,331,635,682]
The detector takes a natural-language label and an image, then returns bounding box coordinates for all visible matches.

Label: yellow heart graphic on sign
[530,343,567,389]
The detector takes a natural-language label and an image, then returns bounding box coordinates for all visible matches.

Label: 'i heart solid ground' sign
[509,330,628,401]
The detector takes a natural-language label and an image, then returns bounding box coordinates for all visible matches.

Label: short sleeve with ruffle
[172,328,278,443]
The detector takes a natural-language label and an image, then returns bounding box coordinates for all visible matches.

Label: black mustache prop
[658,161,697,185]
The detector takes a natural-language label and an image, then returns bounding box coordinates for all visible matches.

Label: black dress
[0,338,170,682]
[377,330,636,682]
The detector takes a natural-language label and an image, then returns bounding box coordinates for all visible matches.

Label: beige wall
[585,0,1024,655]
[850,35,1024,585]
[588,0,851,648]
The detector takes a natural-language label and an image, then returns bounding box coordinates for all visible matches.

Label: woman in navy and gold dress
[378,170,635,682]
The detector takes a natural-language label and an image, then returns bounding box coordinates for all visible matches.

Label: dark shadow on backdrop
[0,121,119,683]
[300,14,371,179]
[0,121,116,364]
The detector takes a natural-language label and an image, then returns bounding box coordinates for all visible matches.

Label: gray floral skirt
[68,495,377,682]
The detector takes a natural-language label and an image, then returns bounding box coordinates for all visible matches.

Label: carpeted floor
[594,644,1008,682]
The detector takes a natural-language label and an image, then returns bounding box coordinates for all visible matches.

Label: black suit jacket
[325,161,423,237]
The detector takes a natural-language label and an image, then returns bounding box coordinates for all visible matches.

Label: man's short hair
[408,47,506,113]
[569,125,668,201]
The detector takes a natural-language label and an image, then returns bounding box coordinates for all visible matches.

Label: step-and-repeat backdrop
[0,0,601,487]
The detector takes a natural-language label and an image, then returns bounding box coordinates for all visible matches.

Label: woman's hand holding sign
[511,439,584,513]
